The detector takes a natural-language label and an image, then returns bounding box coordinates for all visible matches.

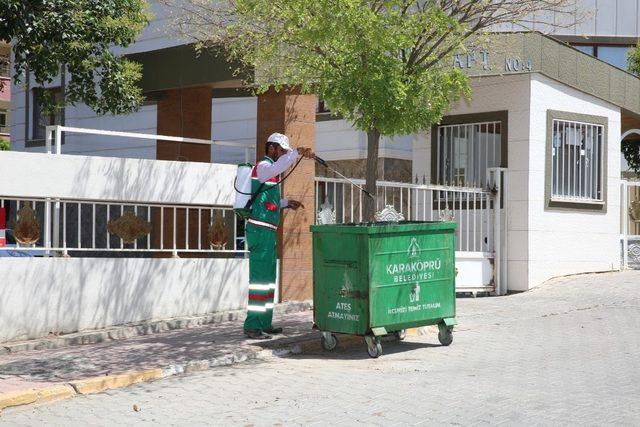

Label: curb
[0,325,425,412]
[0,385,75,411]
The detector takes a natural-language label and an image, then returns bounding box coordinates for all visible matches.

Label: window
[597,46,630,70]
[570,43,631,71]
[572,45,595,56]
[316,99,341,122]
[435,121,503,188]
[316,99,330,114]
[32,88,63,142]
[551,119,604,202]
[0,109,7,134]
[0,56,9,78]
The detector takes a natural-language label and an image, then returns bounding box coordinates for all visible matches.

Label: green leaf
[3,0,150,115]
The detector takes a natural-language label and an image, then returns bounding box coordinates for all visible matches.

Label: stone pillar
[156,86,211,162]
[155,86,212,255]
[257,87,316,301]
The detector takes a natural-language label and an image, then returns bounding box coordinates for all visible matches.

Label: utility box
[311,221,457,357]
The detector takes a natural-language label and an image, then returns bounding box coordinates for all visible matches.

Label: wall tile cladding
[466,33,640,116]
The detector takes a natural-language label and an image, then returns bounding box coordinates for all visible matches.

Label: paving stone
[2,271,640,425]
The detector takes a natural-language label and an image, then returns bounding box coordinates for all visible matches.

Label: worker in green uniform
[244,132,314,339]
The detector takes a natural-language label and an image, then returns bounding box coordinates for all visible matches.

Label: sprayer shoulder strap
[244,160,276,210]
[244,155,303,210]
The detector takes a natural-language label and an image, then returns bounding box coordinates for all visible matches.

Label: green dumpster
[311,221,456,358]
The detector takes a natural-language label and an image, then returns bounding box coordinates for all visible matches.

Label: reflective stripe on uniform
[248,283,277,291]
[247,303,275,312]
[247,218,278,230]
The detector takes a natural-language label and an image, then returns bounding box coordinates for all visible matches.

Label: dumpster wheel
[438,328,453,346]
[320,332,338,351]
[365,335,383,358]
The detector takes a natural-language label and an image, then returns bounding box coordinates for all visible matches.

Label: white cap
[267,133,292,152]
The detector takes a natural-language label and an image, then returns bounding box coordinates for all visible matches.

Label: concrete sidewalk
[0,307,332,410]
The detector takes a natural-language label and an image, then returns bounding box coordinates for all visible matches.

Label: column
[257,87,316,301]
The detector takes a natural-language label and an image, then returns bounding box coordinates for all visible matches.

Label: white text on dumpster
[328,302,360,322]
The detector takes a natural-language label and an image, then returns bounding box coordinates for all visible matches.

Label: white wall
[0,150,247,343]
[0,151,236,206]
[0,257,248,342]
[413,74,533,291]
[526,74,621,289]
[413,73,622,290]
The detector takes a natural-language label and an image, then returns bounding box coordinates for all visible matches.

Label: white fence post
[55,125,62,155]
[492,170,501,296]
[44,198,51,256]
[622,180,629,270]
[488,167,508,296]
[50,126,62,254]
[45,126,54,154]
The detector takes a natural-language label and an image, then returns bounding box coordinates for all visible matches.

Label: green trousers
[243,223,277,331]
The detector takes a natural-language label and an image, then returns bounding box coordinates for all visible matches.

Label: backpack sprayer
[233,154,373,219]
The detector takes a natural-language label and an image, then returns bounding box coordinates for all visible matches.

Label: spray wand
[313,155,374,199]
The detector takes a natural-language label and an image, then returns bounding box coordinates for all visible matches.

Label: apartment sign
[453,49,533,73]
[453,50,491,70]
[505,57,533,72]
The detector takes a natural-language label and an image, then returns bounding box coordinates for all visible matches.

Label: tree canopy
[0,0,149,115]
[169,0,578,218]
[625,44,640,175]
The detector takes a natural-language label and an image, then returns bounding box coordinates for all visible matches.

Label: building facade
[7,1,640,292]
[0,41,10,143]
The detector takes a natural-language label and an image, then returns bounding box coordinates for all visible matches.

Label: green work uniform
[243,156,282,331]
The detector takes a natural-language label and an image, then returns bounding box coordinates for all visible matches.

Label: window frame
[545,110,608,212]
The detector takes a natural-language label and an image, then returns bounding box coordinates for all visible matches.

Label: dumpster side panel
[312,231,369,335]
[369,227,456,331]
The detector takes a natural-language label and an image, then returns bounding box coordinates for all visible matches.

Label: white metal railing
[0,196,245,256]
[0,125,251,257]
[621,180,640,269]
[315,168,508,295]
[315,175,498,254]
[44,125,255,162]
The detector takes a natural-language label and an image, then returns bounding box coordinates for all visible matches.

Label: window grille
[436,121,502,188]
[551,119,603,201]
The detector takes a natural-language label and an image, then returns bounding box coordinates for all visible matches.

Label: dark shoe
[244,329,272,340]
[263,327,283,335]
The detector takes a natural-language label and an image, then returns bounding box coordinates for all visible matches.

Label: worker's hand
[297,147,315,159]
[287,200,305,210]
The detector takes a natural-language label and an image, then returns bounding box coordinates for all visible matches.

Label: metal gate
[621,180,640,269]
[314,168,508,295]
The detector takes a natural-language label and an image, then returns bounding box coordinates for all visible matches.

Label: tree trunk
[363,128,381,222]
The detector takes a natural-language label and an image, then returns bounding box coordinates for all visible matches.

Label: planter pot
[630,201,640,222]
